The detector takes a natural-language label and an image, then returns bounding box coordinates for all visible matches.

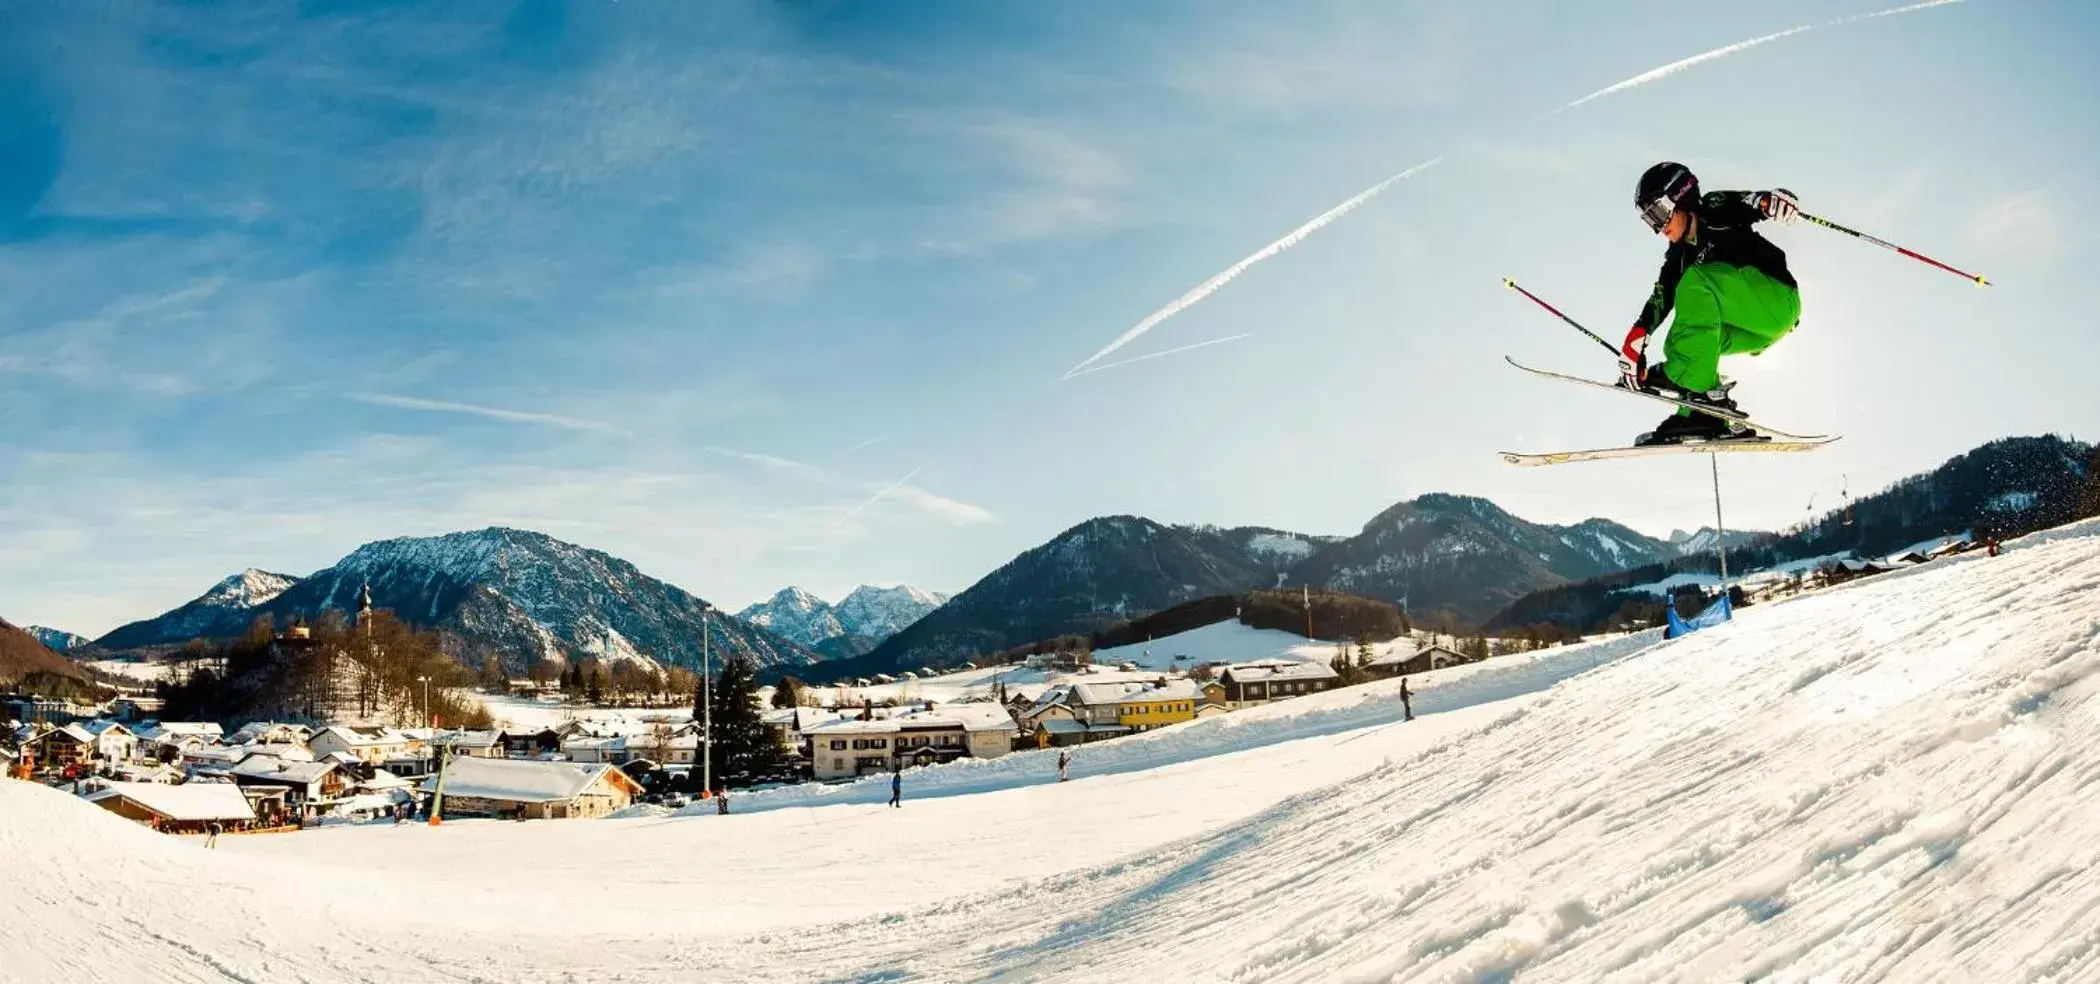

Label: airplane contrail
[1061,334,1253,381]
[1553,0,1967,115]
[833,464,926,527]
[1828,0,1966,27]
[1059,158,1440,379]
[1554,25,1812,113]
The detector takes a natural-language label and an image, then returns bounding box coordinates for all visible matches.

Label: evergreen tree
[2079,444,2100,520]
[772,675,805,709]
[708,653,789,786]
[478,654,507,692]
[1355,633,1375,669]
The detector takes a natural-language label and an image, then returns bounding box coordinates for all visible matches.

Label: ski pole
[1503,278,1619,358]
[1797,211,1990,287]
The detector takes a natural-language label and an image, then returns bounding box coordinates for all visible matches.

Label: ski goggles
[1639,196,1677,233]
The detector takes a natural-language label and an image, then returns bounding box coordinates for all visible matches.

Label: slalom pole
[1503,278,1620,358]
[1797,211,1990,287]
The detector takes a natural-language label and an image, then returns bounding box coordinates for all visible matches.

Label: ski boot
[1620,362,1738,407]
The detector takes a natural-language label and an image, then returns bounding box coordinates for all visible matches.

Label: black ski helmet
[1635,162,1699,232]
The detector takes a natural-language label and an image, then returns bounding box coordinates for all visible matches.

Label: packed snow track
[4,519,2099,982]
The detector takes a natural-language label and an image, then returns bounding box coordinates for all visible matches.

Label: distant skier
[204,820,222,848]
[889,769,902,809]
[1620,162,1803,446]
[1057,750,1070,782]
[1400,678,1413,722]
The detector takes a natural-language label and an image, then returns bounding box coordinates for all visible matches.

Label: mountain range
[93,529,818,675]
[737,585,948,659]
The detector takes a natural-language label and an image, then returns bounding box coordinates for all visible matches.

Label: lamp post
[417,675,430,728]
[701,605,713,796]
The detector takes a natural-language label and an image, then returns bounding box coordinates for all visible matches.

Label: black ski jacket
[1634,190,1796,330]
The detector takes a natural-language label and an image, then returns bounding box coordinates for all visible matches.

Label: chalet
[230,757,349,815]
[1362,645,1479,681]
[1218,661,1341,708]
[26,724,98,774]
[80,721,140,764]
[227,721,311,746]
[805,704,1017,780]
[308,725,415,765]
[430,730,506,759]
[503,728,563,759]
[420,757,642,820]
[86,780,257,834]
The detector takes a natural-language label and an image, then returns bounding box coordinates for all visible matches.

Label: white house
[307,725,415,765]
[804,703,1017,780]
[79,721,139,764]
[421,757,643,820]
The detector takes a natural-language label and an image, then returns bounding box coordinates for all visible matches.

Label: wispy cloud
[1062,334,1254,381]
[1968,191,2058,260]
[846,434,894,453]
[1061,158,1440,378]
[704,446,826,477]
[887,483,997,526]
[349,393,627,435]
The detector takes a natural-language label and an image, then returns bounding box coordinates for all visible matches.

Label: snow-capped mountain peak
[737,584,948,650]
[25,626,89,653]
[201,569,300,609]
[835,585,948,639]
[737,587,848,649]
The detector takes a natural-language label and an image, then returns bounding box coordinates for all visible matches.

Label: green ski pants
[1660,263,1801,395]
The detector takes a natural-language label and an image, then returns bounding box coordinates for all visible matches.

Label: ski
[1500,437,1839,467]
[1502,356,1829,442]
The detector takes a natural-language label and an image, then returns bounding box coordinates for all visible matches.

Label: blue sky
[3,0,2093,637]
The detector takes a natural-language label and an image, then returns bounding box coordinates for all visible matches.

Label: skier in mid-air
[1619,162,1804,446]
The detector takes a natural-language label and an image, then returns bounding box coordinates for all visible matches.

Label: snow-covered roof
[54,724,96,744]
[231,757,338,785]
[86,781,257,822]
[1223,661,1341,684]
[431,729,502,749]
[316,725,412,747]
[418,758,635,804]
[1365,644,1465,668]
[352,769,411,791]
[805,702,1017,736]
[81,721,134,738]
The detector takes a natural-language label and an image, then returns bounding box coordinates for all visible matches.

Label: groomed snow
[6,517,2099,981]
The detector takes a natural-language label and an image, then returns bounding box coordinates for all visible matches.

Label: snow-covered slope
[93,568,301,650]
[8,516,2100,981]
[25,626,89,653]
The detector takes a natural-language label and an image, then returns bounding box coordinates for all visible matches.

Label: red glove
[1753,189,1800,224]
[1619,325,1650,385]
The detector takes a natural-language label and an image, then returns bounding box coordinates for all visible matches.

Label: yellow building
[1115,680,1204,733]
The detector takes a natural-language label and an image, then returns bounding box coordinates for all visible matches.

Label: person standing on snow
[1400,678,1413,722]
[1619,162,1804,446]
[1057,749,1070,782]
[889,768,902,808]
[205,820,222,848]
